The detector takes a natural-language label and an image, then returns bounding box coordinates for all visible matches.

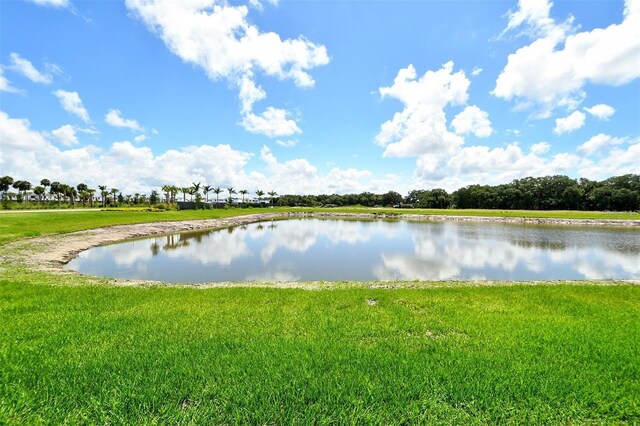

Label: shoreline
[2,211,638,288]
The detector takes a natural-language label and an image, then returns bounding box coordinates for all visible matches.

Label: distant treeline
[275,174,640,211]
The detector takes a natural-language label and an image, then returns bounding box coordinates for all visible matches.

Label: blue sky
[1,0,638,195]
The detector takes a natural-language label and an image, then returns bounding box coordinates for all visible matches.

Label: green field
[1,209,639,424]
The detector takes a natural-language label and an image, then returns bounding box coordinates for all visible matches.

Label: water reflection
[66,219,640,282]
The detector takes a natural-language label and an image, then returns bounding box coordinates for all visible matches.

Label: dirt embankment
[4,211,640,282]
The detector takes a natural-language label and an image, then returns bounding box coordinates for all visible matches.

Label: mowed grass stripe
[1,282,638,424]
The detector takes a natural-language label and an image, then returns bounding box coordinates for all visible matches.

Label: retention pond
[65,218,640,282]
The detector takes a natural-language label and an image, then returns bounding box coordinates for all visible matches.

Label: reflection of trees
[510,239,567,251]
[150,242,160,256]
[158,231,212,252]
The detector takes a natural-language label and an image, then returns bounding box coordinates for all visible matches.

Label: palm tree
[255,189,265,206]
[239,189,249,204]
[33,186,45,203]
[50,181,62,203]
[0,176,14,200]
[161,185,172,203]
[227,187,236,205]
[268,191,278,206]
[110,188,119,206]
[98,185,107,207]
[13,180,32,202]
[202,185,212,203]
[88,189,96,207]
[40,179,50,201]
[212,187,222,206]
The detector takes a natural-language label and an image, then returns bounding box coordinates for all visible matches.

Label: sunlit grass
[1,209,638,423]
[1,281,638,424]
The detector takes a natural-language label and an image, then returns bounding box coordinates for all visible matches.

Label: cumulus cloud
[554,110,585,134]
[530,141,550,154]
[451,105,493,138]
[494,0,640,115]
[471,67,482,76]
[584,104,616,120]
[134,134,147,143]
[105,109,144,132]
[53,90,90,122]
[241,107,301,138]
[125,0,329,137]
[578,133,625,156]
[375,62,468,158]
[51,124,79,146]
[1,111,402,196]
[8,53,53,84]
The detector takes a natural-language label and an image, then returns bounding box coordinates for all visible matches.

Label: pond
[65,218,640,282]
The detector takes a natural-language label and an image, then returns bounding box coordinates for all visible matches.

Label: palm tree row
[1,175,279,208]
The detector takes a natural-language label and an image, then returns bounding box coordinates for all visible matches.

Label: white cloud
[241,107,301,138]
[276,139,297,148]
[471,67,482,76]
[105,109,143,132]
[554,110,585,134]
[451,105,493,138]
[578,141,640,180]
[53,90,90,122]
[578,133,625,156]
[584,104,616,120]
[530,141,550,154]
[51,124,79,146]
[494,0,640,115]
[0,111,49,150]
[134,134,147,143]
[0,68,20,93]
[8,53,53,84]
[27,0,70,7]
[2,111,399,196]
[125,0,329,137]
[375,62,468,158]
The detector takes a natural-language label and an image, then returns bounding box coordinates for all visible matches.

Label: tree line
[1,174,638,211]
[275,174,640,212]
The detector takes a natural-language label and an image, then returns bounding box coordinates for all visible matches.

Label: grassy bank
[0,207,637,245]
[1,281,638,424]
[1,209,639,423]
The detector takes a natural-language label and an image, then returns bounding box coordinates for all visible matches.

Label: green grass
[1,209,639,423]
[1,281,638,424]
[0,207,637,245]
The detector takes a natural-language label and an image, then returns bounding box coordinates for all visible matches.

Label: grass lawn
[1,209,639,423]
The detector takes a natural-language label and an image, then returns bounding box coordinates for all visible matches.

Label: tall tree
[268,191,278,205]
[255,189,265,206]
[0,176,14,200]
[202,185,212,203]
[33,186,46,203]
[239,189,249,203]
[227,187,236,205]
[98,185,108,207]
[212,187,222,206]
[110,188,119,206]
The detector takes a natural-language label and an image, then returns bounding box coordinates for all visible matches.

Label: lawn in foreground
[1,281,638,424]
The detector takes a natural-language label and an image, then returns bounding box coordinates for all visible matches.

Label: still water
[65,219,640,282]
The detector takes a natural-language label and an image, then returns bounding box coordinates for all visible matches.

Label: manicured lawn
[0,209,638,423]
[1,281,638,424]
